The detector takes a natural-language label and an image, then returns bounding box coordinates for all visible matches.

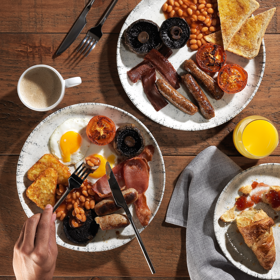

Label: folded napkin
[165,146,260,280]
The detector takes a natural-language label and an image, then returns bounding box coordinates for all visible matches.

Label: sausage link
[95,214,130,230]
[156,79,198,115]
[183,59,224,100]
[182,74,215,119]
[95,188,138,216]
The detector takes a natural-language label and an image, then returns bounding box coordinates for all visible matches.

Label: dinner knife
[56,0,96,56]
[105,162,156,274]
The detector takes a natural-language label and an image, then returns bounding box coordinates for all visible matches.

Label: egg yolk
[89,154,116,179]
[60,131,82,163]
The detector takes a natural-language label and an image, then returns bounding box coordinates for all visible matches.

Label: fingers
[14,222,26,249]
[49,213,58,257]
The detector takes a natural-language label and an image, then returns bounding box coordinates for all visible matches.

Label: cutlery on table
[53,162,95,212]
[105,162,156,274]
[76,0,118,57]
[55,0,97,56]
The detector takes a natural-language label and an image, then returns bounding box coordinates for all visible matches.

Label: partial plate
[16,103,165,252]
[116,0,265,131]
[214,163,280,279]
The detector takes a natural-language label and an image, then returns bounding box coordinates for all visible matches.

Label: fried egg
[49,118,91,165]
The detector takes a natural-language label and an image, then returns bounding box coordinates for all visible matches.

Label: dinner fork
[53,162,93,212]
[76,0,118,57]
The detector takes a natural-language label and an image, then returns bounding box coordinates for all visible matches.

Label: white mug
[17,64,82,112]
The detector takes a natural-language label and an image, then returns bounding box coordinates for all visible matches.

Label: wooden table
[0,0,279,278]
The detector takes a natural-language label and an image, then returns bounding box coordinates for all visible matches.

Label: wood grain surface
[0,0,279,278]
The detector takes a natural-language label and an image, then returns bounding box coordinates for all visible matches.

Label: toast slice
[217,0,259,50]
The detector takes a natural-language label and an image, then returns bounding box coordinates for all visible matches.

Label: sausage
[182,74,215,120]
[183,59,224,100]
[95,214,130,230]
[156,79,198,115]
[94,188,138,216]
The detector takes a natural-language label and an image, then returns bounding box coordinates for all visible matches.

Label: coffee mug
[17,64,82,112]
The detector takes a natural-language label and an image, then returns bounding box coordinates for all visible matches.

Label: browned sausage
[156,79,198,115]
[95,214,130,230]
[183,59,224,100]
[94,188,138,216]
[182,74,215,120]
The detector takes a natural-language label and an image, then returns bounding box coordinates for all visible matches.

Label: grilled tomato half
[196,43,226,73]
[86,115,116,145]
[218,64,248,94]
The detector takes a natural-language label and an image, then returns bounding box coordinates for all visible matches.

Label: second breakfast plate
[16,103,166,252]
[116,0,266,131]
[214,164,280,279]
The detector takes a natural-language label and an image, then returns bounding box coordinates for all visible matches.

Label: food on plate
[85,155,101,168]
[181,74,215,119]
[239,184,252,195]
[124,19,162,55]
[262,186,280,211]
[26,168,57,209]
[95,188,138,216]
[134,193,151,226]
[205,8,276,59]
[63,210,99,244]
[217,64,248,94]
[196,43,226,73]
[141,68,169,111]
[156,78,198,115]
[217,0,259,50]
[86,115,116,146]
[220,206,236,222]
[159,18,190,49]
[145,49,181,89]
[161,0,220,50]
[236,208,275,270]
[49,118,91,165]
[95,214,130,230]
[183,59,224,100]
[27,154,71,185]
[113,124,145,158]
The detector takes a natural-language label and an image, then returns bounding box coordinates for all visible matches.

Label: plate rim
[16,102,166,252]
[116,0,266,131]
[214,163,280,279]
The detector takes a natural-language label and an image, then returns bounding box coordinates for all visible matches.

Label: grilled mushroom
[160,18,190,49]
[124,19,162,55]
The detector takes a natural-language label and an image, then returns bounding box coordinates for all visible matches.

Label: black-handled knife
[105,162,156,274]
[55,0,96,56]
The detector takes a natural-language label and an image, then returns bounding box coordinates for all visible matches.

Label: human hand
[13,204,58,280]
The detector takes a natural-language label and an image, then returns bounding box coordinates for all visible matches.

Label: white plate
[116,0,266,131]
[214,163,280,279]
[16,103,166,252]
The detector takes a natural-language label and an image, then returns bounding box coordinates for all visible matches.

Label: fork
[53,162,93,212]
[76,0,118,57]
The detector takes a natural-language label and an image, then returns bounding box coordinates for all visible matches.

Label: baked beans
[162,0,220,50]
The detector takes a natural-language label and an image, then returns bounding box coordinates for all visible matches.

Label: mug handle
[64,77,82,88]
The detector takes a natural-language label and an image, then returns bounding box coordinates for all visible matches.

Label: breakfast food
[27,154,71,185]
[217,0,259,50]
[95,214,130,231]
[134,193,151,226]
[262,185,280,211]
[181,74,215,119]
[236,208,275,270]
[156,78,198,115]
[205,8,276,59]
[220,205,236,222]
[26,168,58,209]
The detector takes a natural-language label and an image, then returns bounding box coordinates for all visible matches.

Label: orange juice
[233,116,279,159]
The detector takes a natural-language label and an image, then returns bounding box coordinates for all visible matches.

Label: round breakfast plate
[16,103,166,252]
[214,163,280,279]
[116,0,266,131]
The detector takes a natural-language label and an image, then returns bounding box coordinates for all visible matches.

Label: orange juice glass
[233,116,279,159]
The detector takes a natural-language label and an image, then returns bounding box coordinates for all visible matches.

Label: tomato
[86,116,116,145]
[196,43,226,73]
[218,64,248,94]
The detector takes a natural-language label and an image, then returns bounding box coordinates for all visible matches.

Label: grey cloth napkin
[165,146,260,280]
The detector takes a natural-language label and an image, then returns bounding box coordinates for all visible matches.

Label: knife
[105,162,156,274]
[56,0,96,56]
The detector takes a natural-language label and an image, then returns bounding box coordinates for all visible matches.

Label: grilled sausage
[95,214,130,230]
[183,59,224,100]
[156,79,198,115]
[94,188,138,216]
[182,74,215,120]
